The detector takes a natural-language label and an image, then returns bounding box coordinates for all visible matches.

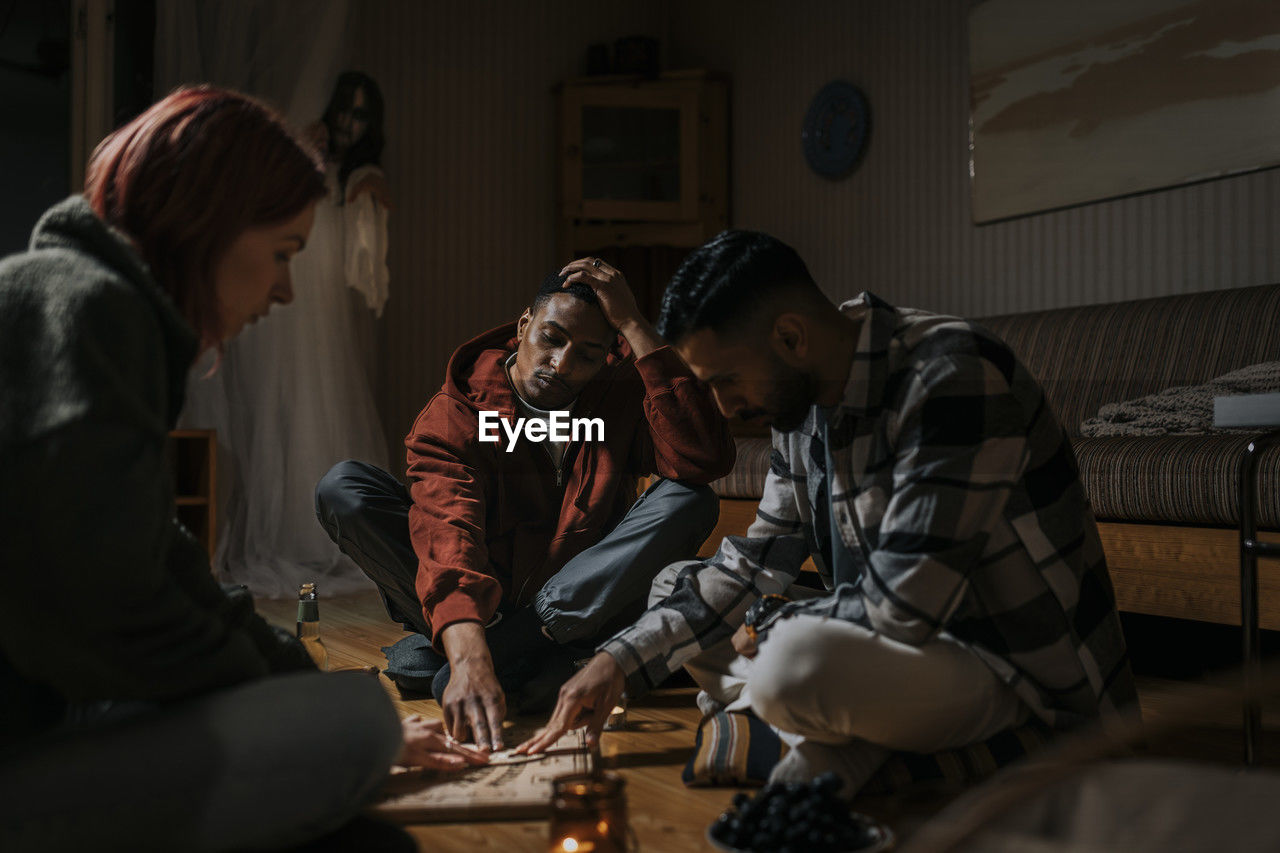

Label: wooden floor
[255,591,1280,852]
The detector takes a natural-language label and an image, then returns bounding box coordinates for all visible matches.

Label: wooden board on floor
[253,592,767,850]
[373,727,591,823]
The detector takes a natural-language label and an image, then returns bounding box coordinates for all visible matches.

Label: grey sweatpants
[0,671,402,852]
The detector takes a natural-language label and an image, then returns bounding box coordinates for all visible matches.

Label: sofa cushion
[710,437,773,499]
[1074,434,1280,527]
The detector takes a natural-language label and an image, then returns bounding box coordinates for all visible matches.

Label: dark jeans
[315,460,719,708]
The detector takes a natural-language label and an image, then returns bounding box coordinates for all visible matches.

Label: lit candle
[604,704,627,730]
[548,772,631,853]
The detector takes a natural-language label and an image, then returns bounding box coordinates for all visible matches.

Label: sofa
[701,283,1280,631]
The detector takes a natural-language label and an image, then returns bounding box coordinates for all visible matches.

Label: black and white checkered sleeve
[599,447,813,694]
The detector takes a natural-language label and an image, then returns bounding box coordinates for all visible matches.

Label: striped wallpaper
[353,0,1280,467]
[668,0,1280,317]
[350,0,673,466]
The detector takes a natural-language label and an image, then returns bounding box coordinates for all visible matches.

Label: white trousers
[651,567,1028,792]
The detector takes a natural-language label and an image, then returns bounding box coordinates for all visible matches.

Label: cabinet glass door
[561,85,699,221]
[581,106,680,204]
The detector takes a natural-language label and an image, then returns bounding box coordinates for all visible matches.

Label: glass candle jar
[604,703,627,731]
[548,772,633,853]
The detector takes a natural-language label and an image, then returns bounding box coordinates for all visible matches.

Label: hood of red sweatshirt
[439,320,632,418]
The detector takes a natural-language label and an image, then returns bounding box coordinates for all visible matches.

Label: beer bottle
[296,582,330,671]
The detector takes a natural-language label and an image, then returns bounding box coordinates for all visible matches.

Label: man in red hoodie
[317,257,735,750]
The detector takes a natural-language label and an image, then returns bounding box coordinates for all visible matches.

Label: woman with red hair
[0,86,482,851]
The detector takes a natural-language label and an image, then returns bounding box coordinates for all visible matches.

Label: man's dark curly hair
[657,230,820,342]
[533,271,601,313]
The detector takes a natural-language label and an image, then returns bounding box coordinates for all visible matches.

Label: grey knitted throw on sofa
[1080,361,1280,436]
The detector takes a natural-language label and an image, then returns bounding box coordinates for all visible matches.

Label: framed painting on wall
[969,0,1280,223]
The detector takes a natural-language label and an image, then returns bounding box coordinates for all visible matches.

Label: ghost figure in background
[311,71,391,315]
[184,70,392,598]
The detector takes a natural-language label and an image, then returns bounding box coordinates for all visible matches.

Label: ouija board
[369,726,593,822]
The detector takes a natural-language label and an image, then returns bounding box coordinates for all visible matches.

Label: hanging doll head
[322,71,386,191]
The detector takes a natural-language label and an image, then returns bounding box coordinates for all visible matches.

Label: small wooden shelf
[167,429,217,560]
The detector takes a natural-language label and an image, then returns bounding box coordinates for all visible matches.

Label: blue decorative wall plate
[802,80,870,179]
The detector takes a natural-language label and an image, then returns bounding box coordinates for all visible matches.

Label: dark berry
[815,771,843,794]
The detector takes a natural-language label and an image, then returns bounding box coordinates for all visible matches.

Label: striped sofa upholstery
[709,435,772,499]
[982,284,1280,527]
[705,283,1280,626]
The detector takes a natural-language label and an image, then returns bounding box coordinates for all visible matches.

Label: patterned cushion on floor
[681,708,786,786]
[681,709,1053,794]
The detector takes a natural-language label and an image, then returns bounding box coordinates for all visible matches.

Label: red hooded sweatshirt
[405,322,735,642]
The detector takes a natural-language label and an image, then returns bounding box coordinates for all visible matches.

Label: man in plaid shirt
[520,230,1136,790]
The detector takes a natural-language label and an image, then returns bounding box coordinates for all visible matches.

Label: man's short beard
[740,355,817,433]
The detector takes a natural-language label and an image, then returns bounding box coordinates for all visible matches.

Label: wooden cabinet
[557,70,728,259]
[167,429,217,560]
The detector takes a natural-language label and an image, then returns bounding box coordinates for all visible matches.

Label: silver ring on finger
[591,258,602,269]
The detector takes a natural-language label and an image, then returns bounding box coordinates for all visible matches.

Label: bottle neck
[297,599,320,623]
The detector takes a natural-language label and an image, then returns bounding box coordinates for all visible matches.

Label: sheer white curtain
[159,0,390,597]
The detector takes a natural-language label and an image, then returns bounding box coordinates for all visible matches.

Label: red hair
[85,85,326,347]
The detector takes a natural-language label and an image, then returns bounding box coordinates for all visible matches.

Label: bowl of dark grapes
[706,772,894,852]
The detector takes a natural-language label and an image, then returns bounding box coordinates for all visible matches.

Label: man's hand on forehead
[559,257,642,333]
[559,257,667,360]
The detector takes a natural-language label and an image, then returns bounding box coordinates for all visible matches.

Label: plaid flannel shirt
[600,292,1136,731]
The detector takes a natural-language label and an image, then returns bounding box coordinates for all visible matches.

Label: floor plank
[254,592,1277,851]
